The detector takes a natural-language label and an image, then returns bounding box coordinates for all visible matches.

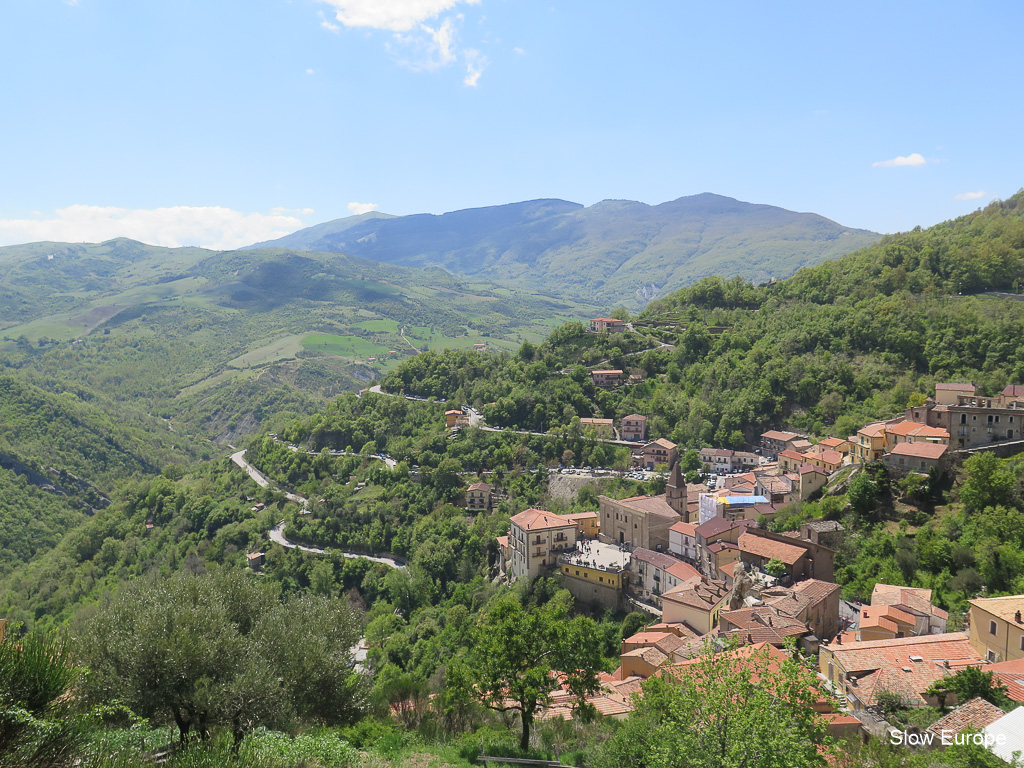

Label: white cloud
[347,202,378,215]
[513,46,525,55]
[463,48,487,86]
[872,153,927,168]
[422,18,456,65]
[319,0,480,32]
[0,205,310,251]
[954,191,986,201]
[306,68,315,74]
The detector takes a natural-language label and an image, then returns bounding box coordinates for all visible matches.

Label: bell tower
[666,459,687,518]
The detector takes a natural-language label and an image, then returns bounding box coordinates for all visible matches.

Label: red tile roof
[509,508,576,531]
[762,430,801,441]
[669,521,697,537]
[738,532,808,565]
[988,657,1024,702]
[926,697,1006,737]
[889,442,948,460]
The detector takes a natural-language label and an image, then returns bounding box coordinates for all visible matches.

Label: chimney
[836,634,842,645]
[1016,610,1022,624]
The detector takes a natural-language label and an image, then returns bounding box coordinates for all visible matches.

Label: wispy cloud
[319,0,480,32]
[463,48,487,86]
[0,205,310,251]
[872,153,927,168]
[319,0,485,83]
[954,191,986,201]
[347,202,378,215]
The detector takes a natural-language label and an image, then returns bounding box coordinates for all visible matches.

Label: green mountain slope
[250,194,880,307]
[0,240,599,448]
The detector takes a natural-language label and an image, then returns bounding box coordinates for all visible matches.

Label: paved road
[232,449,405,569]
[269,521,406,569]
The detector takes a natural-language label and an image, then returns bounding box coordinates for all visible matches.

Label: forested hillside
[251,194,880,307]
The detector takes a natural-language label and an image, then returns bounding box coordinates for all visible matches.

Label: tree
[79,571,367,746]
[926,665,1011,710]
[452,595,602,751]
[599,642,831,768]
[764,558,786,578]
[959,452,1016,512]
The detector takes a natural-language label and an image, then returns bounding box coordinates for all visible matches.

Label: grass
[301,333,389,359]
[356,319,401,333]
[228,335,308,368]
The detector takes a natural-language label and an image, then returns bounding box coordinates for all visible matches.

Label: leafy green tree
[79,571,367,745]
[764,558,786,578]
[926,665,1011,710]
[959,452,1016,512]
[599,643,830,768]
[847,471,878,517]
[451,595,602,751]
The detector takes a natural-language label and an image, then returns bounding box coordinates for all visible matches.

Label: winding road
[230,450,406,569]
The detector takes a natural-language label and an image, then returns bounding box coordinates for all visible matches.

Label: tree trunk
[520,710,532,752]
[172,708,191,745]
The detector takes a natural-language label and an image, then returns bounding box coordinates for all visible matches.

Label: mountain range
[248,194,881,307]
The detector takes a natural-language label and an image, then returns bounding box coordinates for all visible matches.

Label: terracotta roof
[738,532,807,565]
[791,579,842,604]
[707,541,739,553]
[632,547,681,570]
[818,438,848,449]
[762,430,801,441]
[662,578,729,610]
[592,369,624,375]
[804,448,844,465]
[647,438,677,450]
[1001,384,1024,398]
[695,516,752,539]
[467,482,491,491]
[789,440,813,451]
[872,584,932,607]
[926,698,1006,737]
[889,442,948,460]
[590,317,621,322]
[988,657,1024,702]
[621,646,668,667]
[860,605,916,631]
[969,595,1024,624]
[858,422,888,437]
[824,633,981,707]
[778,449,806,461]
[612,494,680,519]
[647,621,703,640]
[580,417,613,425]
[936,382,976,392]
[667,561,701,582]
[496,535,509,548]
[509,508,576,531]
[565,510,598,521]
[622,413,647,421]
[885,420,950,439]
[670,521,697,537]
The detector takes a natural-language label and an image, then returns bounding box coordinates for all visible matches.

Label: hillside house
[904,383,1024,448]
[639,438,677,469]
[668,521,698,564]
[884,442,948,473]
[870,584,947,635]
[591,369,624,388]
[630,547,701,607]
[819,633,982,711]
[760,430,803,457]
[444,409,462,429]
[589,317,625,333]
[465,482,491,512]
[967,595,1024,663]
[660,577,730,634]
[507,508,578,581]
[737,528,835,583]
[935,382,976,405]
[620,414,647,442]
[851,421,887,463]
[558,541,629,611]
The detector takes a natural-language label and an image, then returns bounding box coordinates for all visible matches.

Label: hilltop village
[474,337,1024,748]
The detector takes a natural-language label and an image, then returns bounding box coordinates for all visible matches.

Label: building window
[990,620,998,636]
[1020,634,1024,652]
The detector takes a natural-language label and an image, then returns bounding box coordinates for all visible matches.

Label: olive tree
[78,571,367,745]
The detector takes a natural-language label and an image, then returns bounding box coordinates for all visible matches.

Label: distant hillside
[250,195,880,307]
[0,238,597,449]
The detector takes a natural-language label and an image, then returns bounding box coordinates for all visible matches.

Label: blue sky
[1,0,1022,249]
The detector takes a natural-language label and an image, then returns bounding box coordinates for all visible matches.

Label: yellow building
[851,422,887,463]
[660,578,730,634]
[968,595,1024,663]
